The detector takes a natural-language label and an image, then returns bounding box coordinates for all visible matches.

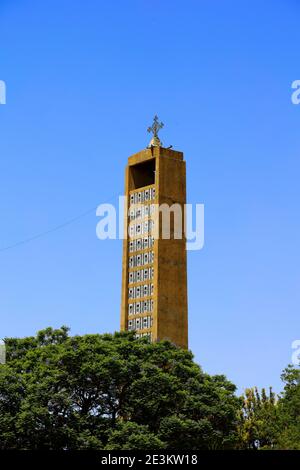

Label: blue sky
[1,0,300,394]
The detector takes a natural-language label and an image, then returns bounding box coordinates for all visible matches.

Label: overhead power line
[0,192,121,253]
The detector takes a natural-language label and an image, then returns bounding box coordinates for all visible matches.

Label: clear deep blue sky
[1,0,300,394]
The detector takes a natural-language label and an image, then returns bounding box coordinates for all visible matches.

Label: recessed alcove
[129,158,155,189]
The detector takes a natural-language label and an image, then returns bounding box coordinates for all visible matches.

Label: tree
[276,365,300,450]
[238,387,280,449]
[106,422,165,450]
[0,327,241,450]
[238,367,300,450]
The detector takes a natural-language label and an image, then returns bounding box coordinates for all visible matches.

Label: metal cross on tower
[147,115,164,147]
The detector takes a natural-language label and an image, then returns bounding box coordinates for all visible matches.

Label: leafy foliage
[1,326,299,450]
[238,367,300,450]
[0,327,240,450]
[276,366,300,450]
[238,387,279,449]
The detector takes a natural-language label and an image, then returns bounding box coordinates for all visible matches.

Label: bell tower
[120,117,188,348]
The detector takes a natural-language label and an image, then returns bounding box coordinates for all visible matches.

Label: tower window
[129,159,155,189]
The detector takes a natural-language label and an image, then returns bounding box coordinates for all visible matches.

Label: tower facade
[120,121,188,348]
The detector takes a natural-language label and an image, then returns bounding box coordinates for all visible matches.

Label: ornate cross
[147,115,164,138]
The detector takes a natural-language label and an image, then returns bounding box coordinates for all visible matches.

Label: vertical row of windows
[127,186,156,340]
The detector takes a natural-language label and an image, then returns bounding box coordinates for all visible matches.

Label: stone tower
[120,117,188,348]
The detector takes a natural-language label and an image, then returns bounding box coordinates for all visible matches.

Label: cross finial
[147,115,164,147]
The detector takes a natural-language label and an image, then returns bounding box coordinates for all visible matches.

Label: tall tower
[120,117,188,348]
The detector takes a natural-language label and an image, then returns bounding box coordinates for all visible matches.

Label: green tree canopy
[276,365,300,450]
[237,366,300,450]
[0,327,240,450]
[238,387,279,449]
